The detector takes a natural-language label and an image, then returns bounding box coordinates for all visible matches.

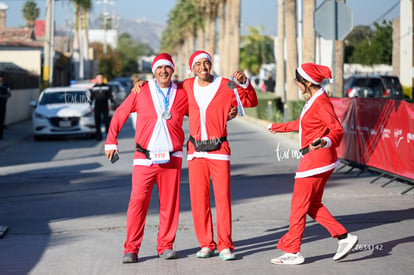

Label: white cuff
[267,123,272,130]
[322,137,332,148]
[239,78,250,89]
[105,144,118,151]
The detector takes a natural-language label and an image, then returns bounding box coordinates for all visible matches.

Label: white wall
[400,0,413,87]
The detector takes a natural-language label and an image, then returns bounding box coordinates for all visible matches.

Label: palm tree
[334,0,346,97]
[276,0,285,99]
[285,0,298,100]
[22,0,39,29]
[71,0,92,80]
[303,0,315,63]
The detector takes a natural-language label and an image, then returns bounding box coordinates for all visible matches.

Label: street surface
[0,116,413,275]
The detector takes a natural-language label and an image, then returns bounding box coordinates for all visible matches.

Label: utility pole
[42,0,55,87]
[96,0,115,55]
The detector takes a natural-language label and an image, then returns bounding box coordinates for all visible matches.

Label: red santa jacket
[105,80,188,166]
[270,89,343,178]
[182,76,258,160]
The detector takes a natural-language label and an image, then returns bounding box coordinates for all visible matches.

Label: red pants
[277,170,347,253]
[124,156,181,255]
[188,158,234,252]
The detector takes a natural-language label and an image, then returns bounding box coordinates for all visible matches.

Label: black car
[379,75,403,99]
[344,75,388,98]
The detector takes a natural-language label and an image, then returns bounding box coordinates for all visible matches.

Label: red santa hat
[151,53,175,74]
[297,63,332,85]
[188,50,212,72]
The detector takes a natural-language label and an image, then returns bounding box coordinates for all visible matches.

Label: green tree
[22,0,39,28]
[117,33,154,75]
[346,20,393,65]
[240,26,274,75]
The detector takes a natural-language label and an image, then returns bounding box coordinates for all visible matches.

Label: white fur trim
[190,53,212,71]
[152,60,174,74]
[297,65,320,85]
[295,161,340,178]
[105,144,118,151]
[187,152,231,161]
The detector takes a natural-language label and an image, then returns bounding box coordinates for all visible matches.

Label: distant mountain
[118,18,165,51]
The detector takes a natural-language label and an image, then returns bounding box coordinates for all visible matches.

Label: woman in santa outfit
[182,50,258,261]
[105,53,188,263]
[268,63,358,265]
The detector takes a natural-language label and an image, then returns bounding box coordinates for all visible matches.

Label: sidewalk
[0,119,33,151]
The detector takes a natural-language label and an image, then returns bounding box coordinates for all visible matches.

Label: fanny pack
[188,136,227,152]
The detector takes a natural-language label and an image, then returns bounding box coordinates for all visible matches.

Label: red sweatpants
[124,156,181,255]
[188,158,234,252]
[277,170,347,253]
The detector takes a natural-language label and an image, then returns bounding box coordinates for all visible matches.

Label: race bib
[149,151,170,164]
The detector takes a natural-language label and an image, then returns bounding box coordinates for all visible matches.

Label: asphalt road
[0,116,413,275]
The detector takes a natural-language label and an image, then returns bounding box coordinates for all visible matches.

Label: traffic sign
[314,0,353,40]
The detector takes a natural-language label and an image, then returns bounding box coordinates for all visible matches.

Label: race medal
[162,110,172,120]
[227,80,237,89]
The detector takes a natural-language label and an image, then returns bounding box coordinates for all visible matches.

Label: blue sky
[0,0,400,36]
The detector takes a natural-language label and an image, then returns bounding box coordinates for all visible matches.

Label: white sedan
[30,87,96,140]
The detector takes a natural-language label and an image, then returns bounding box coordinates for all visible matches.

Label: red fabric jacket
[270,90,343,177]
[182,76,258,159]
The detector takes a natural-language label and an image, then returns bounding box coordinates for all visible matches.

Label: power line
[370,0,399,26]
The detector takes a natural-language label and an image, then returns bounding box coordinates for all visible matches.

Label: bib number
[150,151,170,164]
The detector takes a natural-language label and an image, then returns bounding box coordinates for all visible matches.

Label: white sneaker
[196,247,215,258]
[271,252,305,265]
[219,248,236,261]
[333,233,358,261]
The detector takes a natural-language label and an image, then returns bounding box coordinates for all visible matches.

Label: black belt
[136,143,179,159]
[300,146,310,156]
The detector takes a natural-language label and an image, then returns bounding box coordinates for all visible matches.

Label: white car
[30,87,96,140]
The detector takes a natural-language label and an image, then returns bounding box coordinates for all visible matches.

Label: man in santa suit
[182,50,258,261]
[268,63,358,265]
[104,53,188,263]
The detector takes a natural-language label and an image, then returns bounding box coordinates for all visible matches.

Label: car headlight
[83,109,94,117]
[34,111,48,119]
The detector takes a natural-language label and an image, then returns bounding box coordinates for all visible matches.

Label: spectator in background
[264,72,275,92]
[0,72,11,140]
[91,73,114,141]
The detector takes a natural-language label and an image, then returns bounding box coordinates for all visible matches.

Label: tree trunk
[335,0,346,97]
[285,0,298,100]
[218,1,226,75]
[303,0,315,63]
[229,0,241,76]
[276,0,285,99]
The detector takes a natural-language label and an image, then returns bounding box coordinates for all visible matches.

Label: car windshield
[39,91,89,105]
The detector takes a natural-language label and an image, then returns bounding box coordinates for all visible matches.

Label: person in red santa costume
[104,53,188,264]
[182,50,258,261]
[267,63,358,265]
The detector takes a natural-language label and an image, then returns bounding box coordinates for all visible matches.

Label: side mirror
[29,100,37,108]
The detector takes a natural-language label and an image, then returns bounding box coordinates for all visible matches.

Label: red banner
[331,98,414,180]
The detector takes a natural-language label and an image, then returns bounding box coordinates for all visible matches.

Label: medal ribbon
[154,81,172,111]
[230,76,245,116]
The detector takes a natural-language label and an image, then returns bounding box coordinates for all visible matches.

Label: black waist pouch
[189,136,227,152]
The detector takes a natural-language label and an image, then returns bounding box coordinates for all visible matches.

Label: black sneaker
[122,253,138,264]
[159,249,178,260]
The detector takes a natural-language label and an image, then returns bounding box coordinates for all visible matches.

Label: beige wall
[0,49,42,125]
[5,89,39,125]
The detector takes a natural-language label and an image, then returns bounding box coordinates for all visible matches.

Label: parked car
[112,76,133,94]
[107,80,127,108]
[344,75,388,98]
[379,75,403,99]
[30,87,96,140]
